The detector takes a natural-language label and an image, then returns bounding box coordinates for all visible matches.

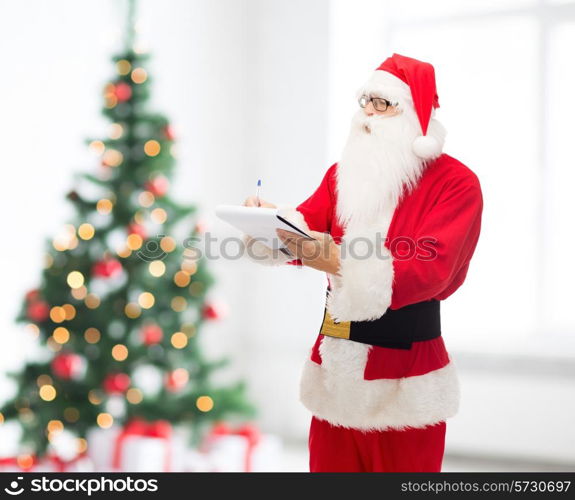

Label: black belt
[319,290,441,350]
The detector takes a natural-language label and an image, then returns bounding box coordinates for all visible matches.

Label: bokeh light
[85,294,101,309]
[78,223,95,240]
[170,332,188,349]
[84,327,101,344]
[144,140,161,157]
[171,296,187,312]
[131,67,147,84]
[53,327,70,344]
[67,271,84,289]
[124,302,141,319]
[196,396,214,412]
[111,344,129,361]
[97,413,114,429]
[39,385,57,401]
[138,292,155,309]
[116,59,131,75]
[149,260,166,277]
[97,199,113,215]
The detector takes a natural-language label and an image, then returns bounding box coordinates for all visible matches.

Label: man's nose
[363,101,375,116]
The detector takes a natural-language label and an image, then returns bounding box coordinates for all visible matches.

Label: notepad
[215,205,313,251]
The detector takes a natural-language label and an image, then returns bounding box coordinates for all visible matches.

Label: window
[328,0,575,356]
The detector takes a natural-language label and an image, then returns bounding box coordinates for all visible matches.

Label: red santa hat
[360,53,443,160]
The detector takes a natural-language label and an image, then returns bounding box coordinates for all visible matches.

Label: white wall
[141,0,333,440]
[325,0,575,464]
[0,0,121,387]
[223,0,332,440]
[0,0,331,442]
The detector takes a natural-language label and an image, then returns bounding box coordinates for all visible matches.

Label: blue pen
[255,179,261,207]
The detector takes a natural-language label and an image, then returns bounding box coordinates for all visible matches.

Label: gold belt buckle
[320,309,351,340]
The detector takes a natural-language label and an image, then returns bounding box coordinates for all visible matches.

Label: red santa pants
[308,416,446,472]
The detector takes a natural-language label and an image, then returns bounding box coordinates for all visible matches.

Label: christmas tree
[0,0,254,460]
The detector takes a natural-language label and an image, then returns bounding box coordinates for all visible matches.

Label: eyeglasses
[358,94,398,112]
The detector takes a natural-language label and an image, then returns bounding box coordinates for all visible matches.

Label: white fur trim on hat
[357,70,413,108]
[299,336,460,431]
[243,207,308,266]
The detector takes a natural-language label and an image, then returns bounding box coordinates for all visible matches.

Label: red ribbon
[207,422,261,472]
[0,455,38,470]
[112,418,172,472]
[0,452,87,472]
[46,451,89,472]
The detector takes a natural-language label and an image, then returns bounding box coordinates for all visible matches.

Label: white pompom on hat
[412,131,443,159]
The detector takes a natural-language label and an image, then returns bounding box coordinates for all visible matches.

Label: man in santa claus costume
[243,53,483,472]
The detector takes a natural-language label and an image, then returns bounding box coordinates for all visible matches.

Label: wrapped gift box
[86,419,282,472]
[87,418,188,472]
[86,425,122,471]
[199,423,282,472]
[0,454,93,473]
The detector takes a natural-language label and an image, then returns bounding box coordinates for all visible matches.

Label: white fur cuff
[326,227,394,322]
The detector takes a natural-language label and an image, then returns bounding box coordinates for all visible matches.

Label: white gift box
[204,434,282,472]
[86,426,121,471]
[86,424,187,472]
[86,422,282,472]
[119,436,171,472]
[251,434,282,472]
[32,461,56,472]
[60,456,95,472]
[182,449,213,472]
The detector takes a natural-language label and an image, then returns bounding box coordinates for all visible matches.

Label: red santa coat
[247,152,483,431]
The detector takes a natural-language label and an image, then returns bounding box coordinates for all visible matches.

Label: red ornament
[140,324,163,345]
[195,220,207,234]
[163,125,175,141]
[92,257,123,278]
[144,175,169,197]
[103,373,131,394]
[25,289,40,302]
[51,352,86,380]
[202,301,225,320]
[127,223,147,239]
[165,369,189,392]
[27,301,50,322]
[114,82,132,102]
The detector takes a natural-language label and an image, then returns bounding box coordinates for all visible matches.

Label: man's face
[358,95,402,134]
[362,99,402,118]
[335,88,426,227]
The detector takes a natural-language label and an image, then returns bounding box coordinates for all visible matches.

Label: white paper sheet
[215,205,312,250]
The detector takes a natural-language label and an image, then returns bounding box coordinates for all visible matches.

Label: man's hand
[276,229,341,275]
[243,196,276,208]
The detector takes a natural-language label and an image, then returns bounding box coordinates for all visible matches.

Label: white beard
[335,106,431,232]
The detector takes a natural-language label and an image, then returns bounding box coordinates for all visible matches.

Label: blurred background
[0,0,574,472]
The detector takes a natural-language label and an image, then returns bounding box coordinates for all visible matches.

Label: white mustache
[352,111,400,136]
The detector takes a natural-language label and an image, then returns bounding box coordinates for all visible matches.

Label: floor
[279,443,575,472]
